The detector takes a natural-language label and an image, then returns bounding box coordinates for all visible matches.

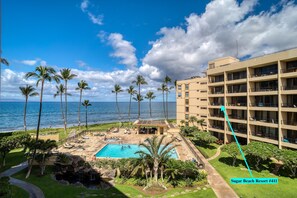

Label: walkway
[182,137,239,198]
[207,145,223,161]
[0,162,45,198]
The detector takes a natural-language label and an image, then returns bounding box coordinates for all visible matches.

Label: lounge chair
[82,135,89,139]
[63,143,74,149]
[113,128,119,133]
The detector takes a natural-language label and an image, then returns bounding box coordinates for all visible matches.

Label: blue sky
[2,0,297,101]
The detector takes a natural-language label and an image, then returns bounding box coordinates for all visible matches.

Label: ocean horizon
[0,102,176,132]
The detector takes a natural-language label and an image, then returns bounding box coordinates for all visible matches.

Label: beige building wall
[176,77,208,129]
[207,48,297,150]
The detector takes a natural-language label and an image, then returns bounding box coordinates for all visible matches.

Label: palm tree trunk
[78,90,82,130]
[166,90,168,120]
[24,97,28,132]
[64,80,68,133]
[162,91,166,120]
[153,160,159,182]
[128,95,131,122]
[138,85,140,119]
[149,99,152,118]
[26,80,44,178]
[60,93,65,133]
[116,93,121,121]
[86,107,88,129]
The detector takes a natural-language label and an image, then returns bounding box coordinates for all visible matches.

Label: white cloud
[16,58,47,66]
[20,60,38,66]
[142,0,297,80]
[80,0,103,25]
[107,33,138,69]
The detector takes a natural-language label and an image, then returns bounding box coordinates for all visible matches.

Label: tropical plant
[180,126,198,136]
[180,120,185,126]
[25,66,60,178]
[244,141,277,171]
[57,68,77,132]
[275,149,297,178]
[135,136,177,187]
[35,139,57,175]
[194,131,218,143]
[75,80,90,130]
[164,75,173,120]
[127,85,137,123]
[189,116,198,126]
[157,83,167,120]
[112,84,123,121]
[82,100,92,129]
[222,142,240,166]
[133,94,143,109]
[132,75,147,119]
[145,91,156,118]
[19,85,39,132]
[0,136,17,167]
[197,119,206,130]
[0,177,12,197]
[54,84,69,133]
[0,58,9,99]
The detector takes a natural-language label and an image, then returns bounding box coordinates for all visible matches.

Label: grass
[13,167,216,198]
[11,185,29,198]
[209,152,297,198]
[191,140,219,159]
[0,148,26,172]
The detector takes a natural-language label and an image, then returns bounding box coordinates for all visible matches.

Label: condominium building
[207,48,297,149]
[176,76,208,129]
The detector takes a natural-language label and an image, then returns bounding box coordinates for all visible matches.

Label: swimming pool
[95,144,178,159]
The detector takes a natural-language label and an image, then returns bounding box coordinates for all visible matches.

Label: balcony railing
[250,71,278,78]
[252,132,278,140]
[209,114,224,118]
[281,86,297,90]
[209,125,224,130]
[250,87,278,92]
[249,117,278,124]
[281,103,297,108]
[282,120,297,126]
[281,68,297,73]
[210,102,224,106]
[227,103,247,107]
[209,79,224,83]
[283,137,297,144]
[228,115,247,120]
[230,128,247,134]
[209,91,224,94]
[250,103,278,107]
[227,75,247,81]
[227,89,247,93]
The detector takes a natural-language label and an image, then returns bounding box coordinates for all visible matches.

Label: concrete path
[183,138,238,198]
[0,162,45,198]
[207,145,223,161]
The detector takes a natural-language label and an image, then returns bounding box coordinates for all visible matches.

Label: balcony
[250,87,278,92]
[281,86,297,94]
[281,67,297,73]
[250,117,278,124]
[229,115,247,120]
[208,125,225,133]
[250,103,278,107]
[209,114,224,118]
[251,132,278,141]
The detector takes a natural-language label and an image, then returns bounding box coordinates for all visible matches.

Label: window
[201,82,207,85]
[201,99,207,101]
[201,90,207,93]
[185,107,189,112]
[185,92,189,97]
[185,114,189,120]
[185,84,189,90]
[201,115,207,118]
[201,107,207,109]
[178,85,182,90]
[178,92,182,97]
[185,99,189,105]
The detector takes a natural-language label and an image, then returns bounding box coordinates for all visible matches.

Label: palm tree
[19,85,39,132]
[197,119,206,130]
[145,91,156,119]
[75,80,90,130]
[158,83,167,120]
[0,58,9,99]
[132,75,147,119]
[53,84,68,133]
[164,75,172,120]
[35,139,57,175]
[135,136,177,186]
[112,84,123,121]
[189,116,198,126]
[82,100,92,129]
[25,66,60,178]
[57,68,77,132]
[133,94,143,110]
[180,120,185,126]
[127,85,137,123]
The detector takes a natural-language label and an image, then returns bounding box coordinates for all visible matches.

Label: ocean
[0,102,176,132]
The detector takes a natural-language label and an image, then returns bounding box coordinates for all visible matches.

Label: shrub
[222,142,240,166]
[185,178,194,187]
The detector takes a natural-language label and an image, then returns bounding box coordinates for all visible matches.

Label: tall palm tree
[132,75,147,119]
[135,136,177,185]
[145,91,156,119]
[127,85,137,123]
[189,116,198,126]
[53,84,68,133]
[112,84,123,121]
[164,75,173,120]
[133,94,143,108]
[25,66,60,178]
[180,120,185,126]
[82,100,92,129]
[197,119,206,130]
[0,58,9,99]
[19,85,39,132]
[57,68,77,132]
[158,83,167,120]
[75,80,90,130]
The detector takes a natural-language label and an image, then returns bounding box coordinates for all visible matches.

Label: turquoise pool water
[95,144,178,159]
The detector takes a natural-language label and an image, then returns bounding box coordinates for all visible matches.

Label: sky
[1,0,297,102]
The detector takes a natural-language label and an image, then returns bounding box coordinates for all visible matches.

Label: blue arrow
[220,106,254,178]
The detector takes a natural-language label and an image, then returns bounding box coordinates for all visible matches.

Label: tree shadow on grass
[218,157,245,167]
[192,140,217,150]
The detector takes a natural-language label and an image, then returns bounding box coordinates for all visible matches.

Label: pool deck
[58,128,195,161]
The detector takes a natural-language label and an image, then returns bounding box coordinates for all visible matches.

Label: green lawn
[13,167,215,198]
[0,148,26,172]
[11,185,29,198]
[209,152,297,198]
[191,140,219,159]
